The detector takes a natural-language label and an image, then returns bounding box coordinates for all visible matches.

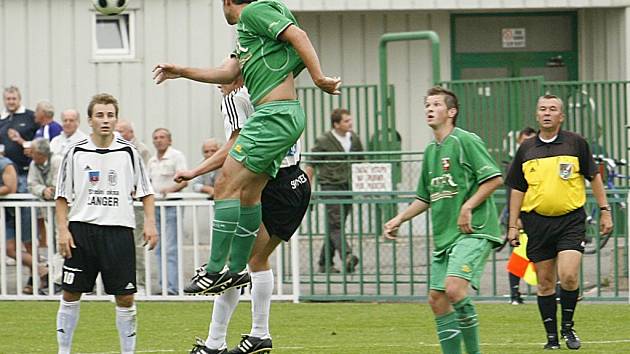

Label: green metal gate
[441,76,544,164]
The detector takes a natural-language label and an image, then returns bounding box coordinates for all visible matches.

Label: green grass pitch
[1,301,629,353]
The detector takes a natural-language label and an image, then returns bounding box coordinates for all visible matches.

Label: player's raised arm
[279,25,341,95]
[152,57,241,85]
[174,129,240,183]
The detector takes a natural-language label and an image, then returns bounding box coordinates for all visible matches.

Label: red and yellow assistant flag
[506,231,538,286]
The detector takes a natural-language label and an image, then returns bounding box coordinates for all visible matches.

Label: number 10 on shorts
[63,271,75,285]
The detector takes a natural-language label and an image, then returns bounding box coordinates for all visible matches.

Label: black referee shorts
[61,222,136,295]
[261,165,311,242]
[521,207,586,263]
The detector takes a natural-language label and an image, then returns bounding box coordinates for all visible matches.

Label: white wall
[0,0,235,166]
[580,8,627,80]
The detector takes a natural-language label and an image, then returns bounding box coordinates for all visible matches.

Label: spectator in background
[1,144,46,294]
[1,86,38,182]
[192,138,221,198]
[27,102,62,248]
[49,109,87,157]
[1,86,36,267]
[305,108,363,274]
[116,119,151,164]
[116,119,152,294]
[27,138,61,268]
[504,126,536,305]
[34,101,62,141]
[147,128,187,295]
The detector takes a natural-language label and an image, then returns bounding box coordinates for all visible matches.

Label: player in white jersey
[54,93,158,354]
[176,78,310,354]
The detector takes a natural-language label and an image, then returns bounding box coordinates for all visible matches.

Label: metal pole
[379,31,441,150]
[291,230,301,303]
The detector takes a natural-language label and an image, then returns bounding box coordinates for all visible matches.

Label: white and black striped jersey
[55,137,154,228]
[222,86,301,168]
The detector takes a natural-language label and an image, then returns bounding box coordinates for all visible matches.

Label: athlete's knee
[536,278,557,295]
[62,290,82,302]
[115,294,134,308]
[559,272,579,290]
[248,255,270,272]
[443,277,468,303]
[428,291,450,314]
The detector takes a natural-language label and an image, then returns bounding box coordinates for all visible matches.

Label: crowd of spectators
[1,85,222,295]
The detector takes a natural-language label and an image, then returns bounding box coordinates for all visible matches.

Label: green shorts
[229,100,305,177]
[429,237,492,291]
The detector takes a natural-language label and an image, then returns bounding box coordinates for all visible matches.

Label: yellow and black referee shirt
[505,130,598,216]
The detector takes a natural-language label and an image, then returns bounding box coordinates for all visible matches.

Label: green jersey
[235,0,306,105]
[416,127,502,252]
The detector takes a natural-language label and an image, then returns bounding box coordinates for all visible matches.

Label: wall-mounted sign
[502,28,526,48]
[352,163,392,192]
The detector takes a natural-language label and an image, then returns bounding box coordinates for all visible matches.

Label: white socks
[250,270,274,339]
[206,287,240,349]
[57,299,80,354]
[116,305,137,354]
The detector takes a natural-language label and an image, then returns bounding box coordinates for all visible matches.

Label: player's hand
[383,217,402,240]
[58,228,76,259]
[507,227,520,247]
[457,206,473,234]
[314,76,342,95]
[152,63,183,84]
[174,170,196,183]
[599,211,613,235]
[143,221,158,250]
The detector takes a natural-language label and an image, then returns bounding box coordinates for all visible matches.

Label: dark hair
[232,0,257,4]
[87,93,119,118]
[330,108,351,127]
[425,86,459,125]
[519,126,536,138]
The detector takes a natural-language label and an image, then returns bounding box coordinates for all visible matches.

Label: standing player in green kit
[153,0,340,295]
[384,87,503,354]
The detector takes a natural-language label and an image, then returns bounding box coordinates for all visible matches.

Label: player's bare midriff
[257,73,297,105]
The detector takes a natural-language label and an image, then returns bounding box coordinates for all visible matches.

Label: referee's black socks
[560,287,580,326]
[537,293,558,338]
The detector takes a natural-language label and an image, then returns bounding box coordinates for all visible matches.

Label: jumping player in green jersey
[152,0,340,296]
[384,87,503,354]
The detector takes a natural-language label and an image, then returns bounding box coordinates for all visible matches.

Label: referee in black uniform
[506,95,613,350]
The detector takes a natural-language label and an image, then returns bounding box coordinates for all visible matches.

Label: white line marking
[74,339,630,353]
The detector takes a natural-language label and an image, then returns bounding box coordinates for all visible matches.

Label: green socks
[228,203,261,272]
[435,311,462,354]
[453,297,481,354]
[206,199,240,273]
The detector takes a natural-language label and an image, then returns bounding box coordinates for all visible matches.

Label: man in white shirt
[49,109,87,157]
[55,93,157,354]
[116,119,152,293]
[147,128,188,295]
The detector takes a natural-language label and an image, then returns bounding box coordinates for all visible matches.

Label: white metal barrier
[0,193,300,302]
